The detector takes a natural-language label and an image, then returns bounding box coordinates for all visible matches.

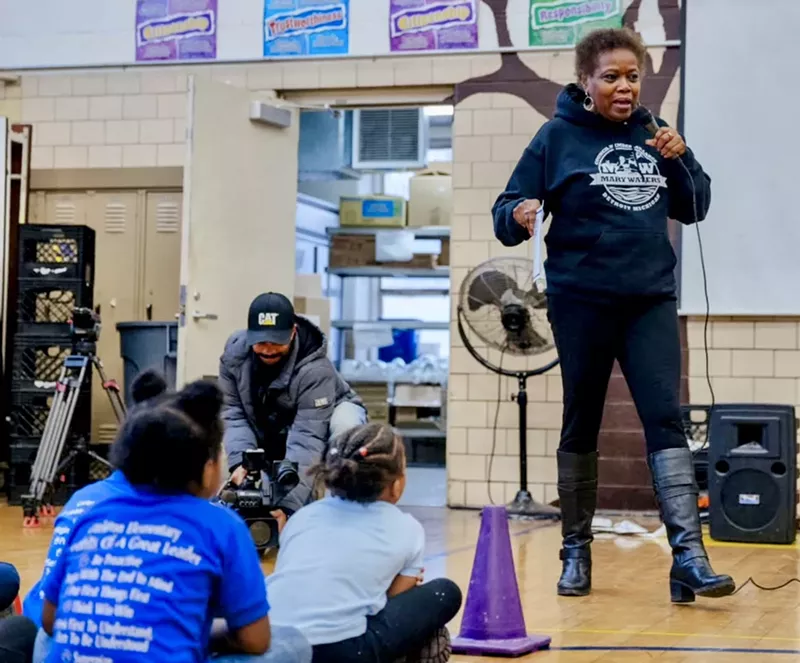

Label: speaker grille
[719,468,779,531]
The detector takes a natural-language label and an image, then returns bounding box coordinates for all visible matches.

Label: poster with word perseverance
[529,0,621,47]
[136,0,217,61]
[390,0,479,52]
[263,0,350,57]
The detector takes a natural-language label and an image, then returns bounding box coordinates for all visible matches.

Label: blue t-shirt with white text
[42,477,269,663]
[23,471,133,628]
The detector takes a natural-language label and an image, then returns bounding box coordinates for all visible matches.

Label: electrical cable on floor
[486,346,506,506]
[731,576,800,595]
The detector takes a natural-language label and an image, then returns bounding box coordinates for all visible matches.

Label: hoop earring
[583,94,595,113]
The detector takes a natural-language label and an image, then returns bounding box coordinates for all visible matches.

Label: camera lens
[275,460,300,490]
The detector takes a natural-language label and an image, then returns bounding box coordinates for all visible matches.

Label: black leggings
[547,294,687,456]
[312,578,463,663]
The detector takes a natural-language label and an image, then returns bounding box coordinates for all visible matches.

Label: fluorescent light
[423,105,454,117]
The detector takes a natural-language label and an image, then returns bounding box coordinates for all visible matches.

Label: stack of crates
[5,224,96,505]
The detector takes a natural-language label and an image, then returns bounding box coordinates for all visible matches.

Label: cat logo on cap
[258,312,279,326]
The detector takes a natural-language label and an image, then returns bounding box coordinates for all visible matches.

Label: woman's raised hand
[512,199,542,236]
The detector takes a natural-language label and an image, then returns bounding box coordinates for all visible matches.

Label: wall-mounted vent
[352,108,426,170]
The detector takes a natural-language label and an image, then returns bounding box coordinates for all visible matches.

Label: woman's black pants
[547,293,688,456]
[311,578,462,663]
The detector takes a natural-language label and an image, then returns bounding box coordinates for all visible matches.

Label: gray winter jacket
[218,317,364,513]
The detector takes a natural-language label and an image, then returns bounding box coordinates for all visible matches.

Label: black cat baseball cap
[247,293,295,346]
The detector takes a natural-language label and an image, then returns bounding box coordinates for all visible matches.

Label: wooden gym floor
[1,504,799,662]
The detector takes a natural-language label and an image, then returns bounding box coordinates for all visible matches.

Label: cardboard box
[339,196,407,228]
[439,238,449,266]
[408,169,452,227]
[295,273,323,298]
[294,296,331,337]
[329,235,437,269]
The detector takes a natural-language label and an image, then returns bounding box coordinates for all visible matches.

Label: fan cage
[458,257,554,357]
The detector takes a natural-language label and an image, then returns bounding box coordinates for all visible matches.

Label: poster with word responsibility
[136,0,217,61]
[389,0,479,52]
[529,0,621,47]
[263,0,350,57]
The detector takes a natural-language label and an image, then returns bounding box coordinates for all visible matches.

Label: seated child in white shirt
[266,423,463,663]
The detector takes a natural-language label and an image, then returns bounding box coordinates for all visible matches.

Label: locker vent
[352,108,426,169]
[156,202,180,233]
[98,424,118,443]
[54,202,78,224]
[104,203,127,234]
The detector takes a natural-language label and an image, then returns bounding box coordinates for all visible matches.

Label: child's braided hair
[311,423,405,503]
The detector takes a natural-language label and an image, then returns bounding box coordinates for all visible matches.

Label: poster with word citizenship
[529,0,621,47]
[263,0,350,57]
[136,0,217,61]
[389,0,479,52]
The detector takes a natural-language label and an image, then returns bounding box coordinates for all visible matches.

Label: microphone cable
[641,110,714,454]
[672,155,715,455]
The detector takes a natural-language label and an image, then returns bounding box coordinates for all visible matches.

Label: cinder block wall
[687,319,800,405]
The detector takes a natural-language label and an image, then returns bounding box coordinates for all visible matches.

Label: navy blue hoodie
[492,83,711,300]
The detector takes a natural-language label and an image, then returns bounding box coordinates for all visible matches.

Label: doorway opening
[295,102,454,507]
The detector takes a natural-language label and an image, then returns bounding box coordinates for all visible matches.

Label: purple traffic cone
[451,505,551,657]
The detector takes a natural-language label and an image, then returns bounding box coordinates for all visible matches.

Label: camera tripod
[21,348,125,527]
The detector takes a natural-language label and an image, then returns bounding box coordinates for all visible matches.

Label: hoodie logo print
[590,143,668,212]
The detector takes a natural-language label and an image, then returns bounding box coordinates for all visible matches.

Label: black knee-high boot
[648,447,735,603]
[557,450,598,596]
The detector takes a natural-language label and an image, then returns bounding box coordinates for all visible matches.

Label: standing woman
[491,28,734,603]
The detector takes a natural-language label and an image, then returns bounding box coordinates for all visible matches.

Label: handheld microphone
[640,108,661,138]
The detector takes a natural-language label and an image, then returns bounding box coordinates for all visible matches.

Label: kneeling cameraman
[220,293,367,528]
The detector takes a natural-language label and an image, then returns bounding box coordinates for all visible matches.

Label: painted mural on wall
[453,0,680,119]
[389,0,480,51]
[135,0,218,62]
[263,0,350,57]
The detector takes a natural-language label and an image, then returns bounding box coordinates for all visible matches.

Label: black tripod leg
[87,450,113,470]
[92,356,126,422]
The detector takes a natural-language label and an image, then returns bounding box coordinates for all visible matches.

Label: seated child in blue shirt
[266,423,463,663]
[37,372,311,663]
[25,371,167,639]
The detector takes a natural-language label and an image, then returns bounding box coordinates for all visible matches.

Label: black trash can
[116,322,178,406]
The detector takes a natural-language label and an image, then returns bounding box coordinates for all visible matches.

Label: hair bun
[131,369,168,404]
[174,379,223,428]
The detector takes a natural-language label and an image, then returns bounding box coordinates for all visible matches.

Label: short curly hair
[575,27,647,81]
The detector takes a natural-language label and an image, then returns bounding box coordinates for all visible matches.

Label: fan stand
[507,372,560,520]
[457,307,561,521]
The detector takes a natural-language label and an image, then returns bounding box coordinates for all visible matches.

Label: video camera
[218,449,300,553]
[70,306,102,354]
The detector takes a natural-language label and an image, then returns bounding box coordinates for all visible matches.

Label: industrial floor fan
[457,254,561,519]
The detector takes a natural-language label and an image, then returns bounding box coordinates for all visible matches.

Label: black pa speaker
[708,404,797,544]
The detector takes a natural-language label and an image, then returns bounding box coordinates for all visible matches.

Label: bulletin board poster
[263,0,350,58]
[135,0,218,61]
[529,0,621,47]
[389,0,479,52]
